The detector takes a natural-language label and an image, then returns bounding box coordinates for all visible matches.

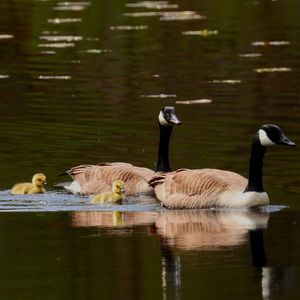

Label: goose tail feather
[148,174,166,187]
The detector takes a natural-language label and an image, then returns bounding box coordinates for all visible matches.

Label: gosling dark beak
[43,181,47,186]
[279,135,296,147]
[120,188,125,193]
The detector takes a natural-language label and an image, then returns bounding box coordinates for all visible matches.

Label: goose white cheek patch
[158,111,169,126]
[259,129,275,146]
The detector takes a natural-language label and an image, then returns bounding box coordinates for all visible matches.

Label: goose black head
[258,124,296,147]
[158,106,181,126]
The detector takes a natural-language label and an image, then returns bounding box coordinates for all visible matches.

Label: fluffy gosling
[11,173,47,194]
[91,180,125,204]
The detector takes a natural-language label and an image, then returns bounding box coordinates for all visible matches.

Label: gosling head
[158,106,181,126]
[112,180,125,194]
[32,173,47,187]
[258,124,296,147]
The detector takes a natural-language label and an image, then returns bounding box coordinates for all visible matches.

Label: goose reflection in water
[250,229,296,300]
[155,210,269,250]
[155,210,269,300]
[70,209,294,300]
[157,210,295,300]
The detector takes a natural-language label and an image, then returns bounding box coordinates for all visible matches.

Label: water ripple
[176,99,212,105]
[40,50,56,55]
[123,11,206,20]
[37,42,75,48]
[160,11,206,21]
[239,53,262,57]
[48,18,82,24]
[110,25,148,31]
[125,1,178,9]
[252,40,291,46]
[0,34,14,39]
[79,49,111,54]
[38,75,72,80]
[182,29,218,36]
[210,79,242,84]
[141,94,176,98]
[39,35,82,42]
[53,1,91,11]
[254,67,292,73]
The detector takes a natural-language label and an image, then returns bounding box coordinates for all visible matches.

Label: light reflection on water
[47,18,82,24]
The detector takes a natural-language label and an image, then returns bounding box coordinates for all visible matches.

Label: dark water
[0,0,300,299]
[1,209,300,300]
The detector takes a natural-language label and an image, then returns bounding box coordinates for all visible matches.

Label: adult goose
[62,106,181,196]
[149,124,295,209]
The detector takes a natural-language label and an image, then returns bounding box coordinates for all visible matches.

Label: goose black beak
[169,114,181,125]
[279,135,296,147]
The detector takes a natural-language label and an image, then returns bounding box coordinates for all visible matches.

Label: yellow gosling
[11,173,47,194]
[91,180,125,204]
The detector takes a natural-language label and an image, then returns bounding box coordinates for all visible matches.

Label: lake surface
[0,0,300,299]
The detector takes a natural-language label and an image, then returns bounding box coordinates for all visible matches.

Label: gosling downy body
[149,124,295,209]
[11,173,47,194]
[91,180,125,204]
[63,106,181,196]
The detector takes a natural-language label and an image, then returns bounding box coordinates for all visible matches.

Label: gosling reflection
[155,210,269,250]
[71,211,158,228]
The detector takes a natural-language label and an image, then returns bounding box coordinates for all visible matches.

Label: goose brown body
[150,169,248,209]
[66,162,154,196]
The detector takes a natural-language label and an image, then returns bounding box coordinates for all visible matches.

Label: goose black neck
[156,123,173,172]
[244,136,266,192]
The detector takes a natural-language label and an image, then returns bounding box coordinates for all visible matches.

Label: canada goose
[11,173,47,194]
[91,180,125,204]
[149,124,295,209]
[62,106,181,196]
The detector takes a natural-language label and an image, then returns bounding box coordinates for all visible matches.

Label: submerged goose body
[91,180,125,204]
[11,173,47,195]
[63,106,181,196]
[149,124,295,209]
